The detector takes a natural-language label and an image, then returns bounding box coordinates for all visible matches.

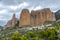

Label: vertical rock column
[19,9,31,27]
[45,8,52,21]
[12,14,17,27]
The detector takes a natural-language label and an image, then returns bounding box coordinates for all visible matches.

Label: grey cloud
[0,0,26,6]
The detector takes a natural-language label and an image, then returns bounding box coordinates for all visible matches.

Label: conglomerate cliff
[5,8,56,27]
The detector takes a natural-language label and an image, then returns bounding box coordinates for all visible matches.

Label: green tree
[33,37,43,40]
[47,29,57,40]
[28,31,36,38]
[21,35,29,40]
[38,29,58,40]
[11,31,21,40]
[38,30,45,38]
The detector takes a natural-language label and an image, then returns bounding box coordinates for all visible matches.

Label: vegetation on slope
[0,21,60,40]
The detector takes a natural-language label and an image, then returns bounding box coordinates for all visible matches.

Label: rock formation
[5,8,56,27]
[11,14,17,26]
[30,8,56,26]
[55,10,60,20]
[5,20,12,27]
[19,9,31,27]
[5,14,17,27]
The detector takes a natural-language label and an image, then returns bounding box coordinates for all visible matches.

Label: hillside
[0,21,60,40]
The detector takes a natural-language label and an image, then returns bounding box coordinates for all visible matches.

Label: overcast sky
[0,0,60,26]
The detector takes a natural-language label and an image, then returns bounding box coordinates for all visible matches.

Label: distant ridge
[55,10,60,20]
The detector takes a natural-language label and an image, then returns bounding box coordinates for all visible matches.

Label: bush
[11,31,21,40]
[28,31,36,38]
[21,35,29,40]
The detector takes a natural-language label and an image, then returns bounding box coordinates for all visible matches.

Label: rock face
[30,8,56,26]
[5,8,56,27]
[11,14,17,27]
[5,14,17,27]
[51,12,56,21]
[5,20,12,27]
[19,8,56,27]
[19,9,31,27]
[55,10,60,20]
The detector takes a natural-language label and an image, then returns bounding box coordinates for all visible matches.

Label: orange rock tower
[19,8,56,27]
[19,9,31,27]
